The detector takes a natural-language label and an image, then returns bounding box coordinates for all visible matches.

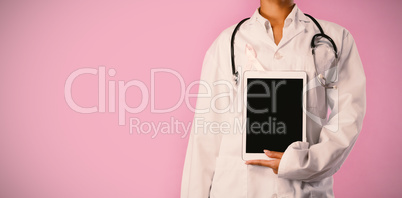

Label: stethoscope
[230,14,338,89]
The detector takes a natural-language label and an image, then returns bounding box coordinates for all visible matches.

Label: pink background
[1,0,401,197]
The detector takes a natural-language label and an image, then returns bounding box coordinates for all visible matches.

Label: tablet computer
[242,71,307,161]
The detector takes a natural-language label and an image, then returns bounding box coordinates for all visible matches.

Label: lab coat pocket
[210,156,247,198]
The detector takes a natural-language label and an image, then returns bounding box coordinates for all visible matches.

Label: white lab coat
[181,5,366,198]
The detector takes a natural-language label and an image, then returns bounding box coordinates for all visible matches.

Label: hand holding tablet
[242,71,307,161]
[245,150,284,174]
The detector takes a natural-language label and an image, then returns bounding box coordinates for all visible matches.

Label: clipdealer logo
[64,66,339,138]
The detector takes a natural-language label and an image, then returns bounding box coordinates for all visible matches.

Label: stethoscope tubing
[230,13,339,89]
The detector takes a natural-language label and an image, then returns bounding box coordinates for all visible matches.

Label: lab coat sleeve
[181,31,232,198]
[277,31,366,182]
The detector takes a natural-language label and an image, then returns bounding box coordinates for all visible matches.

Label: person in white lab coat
[181,0,366,197]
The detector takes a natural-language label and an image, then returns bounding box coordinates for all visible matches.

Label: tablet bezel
[242,70,307,161]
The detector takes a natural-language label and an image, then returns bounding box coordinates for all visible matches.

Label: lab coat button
[274,52,283,60]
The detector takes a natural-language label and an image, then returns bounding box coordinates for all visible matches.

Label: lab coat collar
[295,5,311,23]
[247,4,310,48]
[249,4,309,29]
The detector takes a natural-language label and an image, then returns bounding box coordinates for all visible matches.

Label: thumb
[264,150,283,159]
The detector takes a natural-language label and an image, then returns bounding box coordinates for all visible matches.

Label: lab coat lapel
[279,21,305,48]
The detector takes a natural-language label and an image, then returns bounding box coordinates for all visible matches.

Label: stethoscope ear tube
[231,17,250,84]
[311,33,338,59]
[304,13,338,59]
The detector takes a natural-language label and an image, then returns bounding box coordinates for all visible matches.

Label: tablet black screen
[246,78,303,153]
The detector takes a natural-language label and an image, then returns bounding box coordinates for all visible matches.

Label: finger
[264,150,284,159]
[245,160,275,168]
